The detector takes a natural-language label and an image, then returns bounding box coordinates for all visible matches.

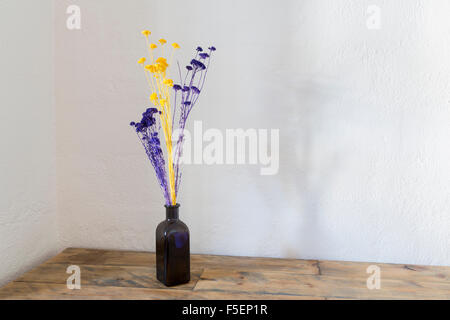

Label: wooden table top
[0,248,448,300]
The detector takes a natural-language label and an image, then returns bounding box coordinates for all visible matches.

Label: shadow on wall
[251,1,345,258]
[288,77,343,258]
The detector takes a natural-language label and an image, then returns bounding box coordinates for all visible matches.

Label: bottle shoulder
[156,219,189,235]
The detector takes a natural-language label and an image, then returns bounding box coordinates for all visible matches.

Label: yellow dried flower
[159,99,166,106]
[144,64,155,73]
[150,43,157,50]
[154,57,168,73]
[138,57,146,64]
[141,30,151,37]
[172,43,180,49]
[159,39,167,45]
[150,93,158,101]
[156,57,167,64]
[163,79,174,87]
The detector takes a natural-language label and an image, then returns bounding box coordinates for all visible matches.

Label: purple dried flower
[208,46,216,51]
[139,107,158,128]
[191,86,200,94]
[150,136,160,145]
[186,65,193,71]
[135,122,144,132]
[182,86,190,92]
[173,84,182,91]
[196,46,203,52]
[190,59,206,70]
[199,53,209,59]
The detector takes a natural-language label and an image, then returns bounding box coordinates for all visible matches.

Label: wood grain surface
[0,248,448,300]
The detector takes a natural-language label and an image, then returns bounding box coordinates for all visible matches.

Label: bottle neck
[165,204,180,220]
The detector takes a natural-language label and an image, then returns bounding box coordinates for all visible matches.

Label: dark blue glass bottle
[156,204,190,286]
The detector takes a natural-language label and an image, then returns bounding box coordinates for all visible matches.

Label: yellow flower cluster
[143,57,169,74]
[138,30,180,205]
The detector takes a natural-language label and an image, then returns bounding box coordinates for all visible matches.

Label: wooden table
[0,248,448,300]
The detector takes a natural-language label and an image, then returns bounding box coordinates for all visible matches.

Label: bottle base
[157,273,190,287]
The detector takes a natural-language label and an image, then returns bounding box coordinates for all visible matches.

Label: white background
[0,0,59,286]
[1,0,449,285]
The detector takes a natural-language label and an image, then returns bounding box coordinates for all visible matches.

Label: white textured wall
[54,0,449,265]
[0,0,60,286]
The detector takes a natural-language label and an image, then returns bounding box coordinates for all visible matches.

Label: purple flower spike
[196,46,203,52]
[208,46,216,51]
[186,65,193,71]
[182,86,190,92]
[183,101,191,106]
[173,84,182,91]
[199,53,209,59]
[130,105,171,205]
